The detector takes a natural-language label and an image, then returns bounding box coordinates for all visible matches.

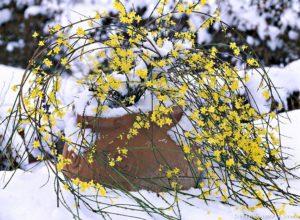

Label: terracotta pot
[62,107,197,191]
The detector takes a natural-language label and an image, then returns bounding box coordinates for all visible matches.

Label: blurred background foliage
[0,0,299,68]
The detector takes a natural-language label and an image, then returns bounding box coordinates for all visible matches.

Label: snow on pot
[62,106,197,191]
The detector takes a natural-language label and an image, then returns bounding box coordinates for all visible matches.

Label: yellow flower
[53,24,62,32]
[213,150,221,161]
[61,57,68,65]
[247,58,259,67]
[229,42,240,56]
[226,158,234,167]
[208,106,215,113]
[135,15,142,23]
[173,167,180,175]
[96,183,107,196]
[129,95,136,105]
[94,12,100,20]
[57,155,71,172]
[32,31,39,38]
[72,178,80,186]
[38,40,45,46]
[53,46,60,54]
[177,4,185,13]
[116,156,122,162]
[277,204,286,216]
[11,84,18,92]
[166,170,173,178]
[171,181,178,189]
[43,58,53,67]
[56,38,65,45]
[76,27,85,37]
[121,148,128,155]
[183,145,191,154]
[32,140,40,149]
[37,155,44,161]
[109,160,115,167]
[231,80,239,90]
[63,184,69,191]
[262,90,271,100]
[136,69,148,79]
[113,0,126,14]
[80,181,90,192]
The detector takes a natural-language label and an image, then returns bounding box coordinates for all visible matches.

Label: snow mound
[1,109,300,219]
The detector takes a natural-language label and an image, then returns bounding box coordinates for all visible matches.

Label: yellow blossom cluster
[14,1,297,218]
[108,147,128,167]
[57,154,72,172]
[71,178,106,196]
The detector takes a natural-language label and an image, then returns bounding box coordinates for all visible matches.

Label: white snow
[0,64,25,113]
[6,39,25,52]
[0,8,12,26]
[1,109,300,219]
[242,59,300,113]
[0,163,236,220]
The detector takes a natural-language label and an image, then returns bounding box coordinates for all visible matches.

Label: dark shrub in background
[0,0,299,67]
[0,0,60,68]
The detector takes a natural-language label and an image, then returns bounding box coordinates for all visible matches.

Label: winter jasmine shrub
[3,0,300,219]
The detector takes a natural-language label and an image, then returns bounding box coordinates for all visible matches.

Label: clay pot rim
[77,106,183,130]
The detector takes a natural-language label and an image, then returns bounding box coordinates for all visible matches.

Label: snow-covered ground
[0,109,299,220]
[0,163,238,220]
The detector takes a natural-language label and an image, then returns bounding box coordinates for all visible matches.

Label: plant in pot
[8,0,300,219]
